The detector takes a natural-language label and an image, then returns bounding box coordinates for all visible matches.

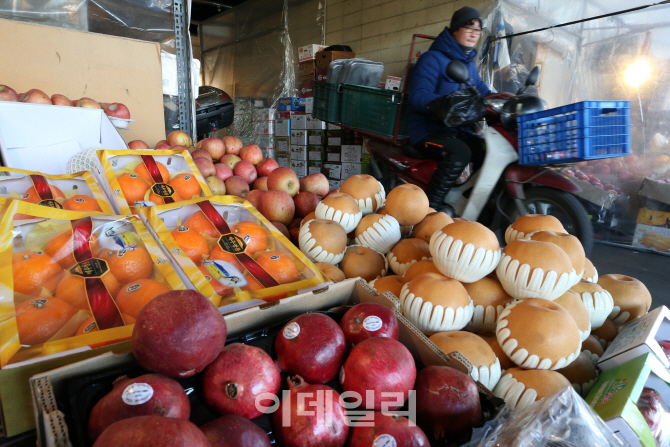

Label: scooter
[366,60,594,255]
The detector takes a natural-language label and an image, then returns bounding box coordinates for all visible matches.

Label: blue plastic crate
[517,100,631,166]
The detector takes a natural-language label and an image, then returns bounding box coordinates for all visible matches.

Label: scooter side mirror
[446,60,469,84]
[526,66,541,86]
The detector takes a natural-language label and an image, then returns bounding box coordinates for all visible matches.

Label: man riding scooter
[409,6,490,210]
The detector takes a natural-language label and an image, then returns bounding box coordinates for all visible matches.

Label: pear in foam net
[429,331,501,391]
[399,273,474,335]
[555,352,599,397]
[429,221,501,283]
[298,219,348,265]
[583,258,598,283]
[387,238,432,276]
[339,245,388,282]
[496,239,574,300]
[315,192,362,234]
[570,279,613,330]
[493,368,572,411]
[581,335,605,364]
[379,206,413,238]
[554,290,591,342]
[369,275,409,298]
[524,230,585,286]
[598,274,652,326]
[354,213,401,254]
[384,184,429,226]
[410,212,454,243]
[496,298,581,370]
[338,174,386,215]
[464,276,514,334]
[504,214,566,244]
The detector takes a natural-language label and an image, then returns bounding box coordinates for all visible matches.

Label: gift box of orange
[0,197,185,368]
[97,149,212,216]
[0,167,114,217]
[142,195,328,309]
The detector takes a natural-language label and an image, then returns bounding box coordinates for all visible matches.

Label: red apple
[223,136,243,155]
[233,160,257,184]
[225,176,250,198]
[76,97,102,108]
[191,149,213,162]
[155,143,171,150]
[214,163,234,182]
[195,157,216,178]
[200,138,226,161]
[206,176,226,195]
[240,145,263,165]
[170,145,188,151]
[582,166,594,174]
[245,190,264,211]
[257,158,279,177]
[20,89,52,105]
[594,164,610,174]
[51,94,73,106]
[0,85,19,102]
[293,191,320,217]
[259,190,295,225]
[271,221,291,240]
[288,218,302,230]
[563,169,575,177]
[267,168,300,197]
[299,173,329,198]
[290,227,301,244]
[104,103,131,119]
[128,140,150,150]
[220,154,242,171]
[168,130,193,148]
[253,177,268,191]
[156,139,168,147]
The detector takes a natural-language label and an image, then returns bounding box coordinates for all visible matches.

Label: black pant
[414,132,486,209]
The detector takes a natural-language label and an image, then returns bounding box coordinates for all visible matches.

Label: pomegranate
[340,337,416,411]
[272,376,349,447]
[415,366,481,440]
[202,343,281,419]
[275,313,346,384]
[349,412,430,447]
[340,303,399,346]
[92,415,209,447]
[88,374,190,441]
[200,415,271,447]
[131,290,227,378]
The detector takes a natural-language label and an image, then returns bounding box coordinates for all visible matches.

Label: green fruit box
[586,352,670,447]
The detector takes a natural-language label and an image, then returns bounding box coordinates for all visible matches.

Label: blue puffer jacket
[409,27,491,145]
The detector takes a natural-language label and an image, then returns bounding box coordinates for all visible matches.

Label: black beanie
[450,6,481,32]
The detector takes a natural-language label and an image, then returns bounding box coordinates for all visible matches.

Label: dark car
[195,86,234,139]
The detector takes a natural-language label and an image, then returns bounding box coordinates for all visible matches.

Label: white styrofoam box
[0,102,126,179]
[277,156,290,168]
[327,137,342,146]
[290,160,307,178]
[328,179,342,189]
[291,115,307,130]
[275,119,291,137]
[327,152,341,162]
[305,97,314,114]
[290,145,307,161]
[341,162,362,180]
[327,123,342,130]
[305,115,325,130]
[598,306,670,371]
[276,137,290,154]
[161,52,200,97]
[385,76,402,91]
[341,145,362,163]
[291,130,308,146]
[253,120,275,136]
[298,44,326,62]
[254,108,277,122]
[257,135,275,150]
[323,163,342,180]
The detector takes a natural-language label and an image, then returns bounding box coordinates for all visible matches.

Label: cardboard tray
[30,279,503,447]
[639,177,670,206]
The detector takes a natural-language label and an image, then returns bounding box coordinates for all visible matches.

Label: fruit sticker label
[283,322,300,339]
[217,234,247,254]
[151,183,177,198]
[122,383,154,405]
[373,435,396,447]
[37,199,63,209]
[70,258,109,278]
[363,316,383,332]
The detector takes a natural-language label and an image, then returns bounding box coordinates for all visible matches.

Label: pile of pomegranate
[88,290,484,447]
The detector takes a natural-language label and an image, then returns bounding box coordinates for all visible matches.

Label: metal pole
[174,0,194,139]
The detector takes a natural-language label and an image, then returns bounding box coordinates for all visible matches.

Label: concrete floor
[590,242,670,310]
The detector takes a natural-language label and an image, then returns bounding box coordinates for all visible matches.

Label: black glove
[428,88,486,128]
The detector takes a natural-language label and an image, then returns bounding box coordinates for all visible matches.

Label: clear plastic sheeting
[479,0,670,250]
[466,387,623,447]
[200,0,324,145]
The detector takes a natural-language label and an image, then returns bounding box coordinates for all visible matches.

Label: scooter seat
[401,145,430,160]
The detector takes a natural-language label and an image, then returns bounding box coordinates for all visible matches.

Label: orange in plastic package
[0,167,114,219]
[97,149,212,217]
[0,197,185,368]
[142,195,328,310]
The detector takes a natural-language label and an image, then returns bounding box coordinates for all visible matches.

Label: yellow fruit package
[97,149,212,216]
[0,198,185,368]
[0,167,114,217]
[142,196,328,309]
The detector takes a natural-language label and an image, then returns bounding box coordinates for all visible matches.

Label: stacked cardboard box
[322,124,369,185]
[253,107,276,159]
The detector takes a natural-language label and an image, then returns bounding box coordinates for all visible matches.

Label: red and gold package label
[70,258,109,278]
[151,183,178,198]
[217,234,247,254]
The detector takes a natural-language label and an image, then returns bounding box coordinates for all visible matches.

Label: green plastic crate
[313,81,341,122]
[340,84,409,137]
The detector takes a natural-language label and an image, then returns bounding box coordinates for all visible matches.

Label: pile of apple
[0,84,130,119]
[562,154,645,195]
[88,289,482,447]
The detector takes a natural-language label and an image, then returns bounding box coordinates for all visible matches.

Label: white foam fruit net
[67,149,104,175]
